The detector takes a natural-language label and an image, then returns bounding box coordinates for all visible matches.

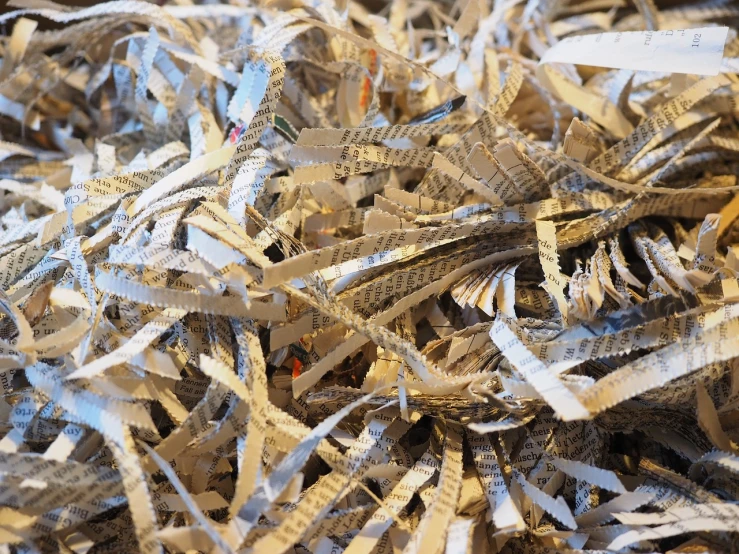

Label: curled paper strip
[2,1,739,553]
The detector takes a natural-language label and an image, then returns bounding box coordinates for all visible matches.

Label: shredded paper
[3,0,739,552]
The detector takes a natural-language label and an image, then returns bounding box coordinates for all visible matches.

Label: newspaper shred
[4,0,739,552]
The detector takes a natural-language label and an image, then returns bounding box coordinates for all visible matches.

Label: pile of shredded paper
[6,0,739,552]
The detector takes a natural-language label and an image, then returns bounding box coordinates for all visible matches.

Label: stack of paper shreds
[5,0,739,552]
